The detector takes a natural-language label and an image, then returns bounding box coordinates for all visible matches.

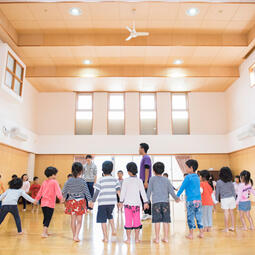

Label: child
[216,167,236,232]
[62,162,92,242]
[177,159,203,240]
[0,178,36,234]
[119,162,149,244]
[92,161,120,242]
[147,162,180,243]
[236,170,255,231]
[29,177,41,212]
[67,174,73,179]
[21,174,30,211]
[233,175,241,198]
[200,170,214,232]
[117,170,124,212]
[0,174,5,208]
[35,167,63,238]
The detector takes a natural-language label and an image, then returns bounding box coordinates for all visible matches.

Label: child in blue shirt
[177,159,203,240]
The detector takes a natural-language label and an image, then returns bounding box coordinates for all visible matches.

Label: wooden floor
[0,201,255,255]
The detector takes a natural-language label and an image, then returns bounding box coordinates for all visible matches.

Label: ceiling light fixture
[83,59,92,65]
[186,7,199,17]
[69,7,82,16]
[173,59,183,65]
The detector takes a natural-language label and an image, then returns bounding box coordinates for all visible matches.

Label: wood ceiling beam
[18,31,248,47]
[26,65,239,78]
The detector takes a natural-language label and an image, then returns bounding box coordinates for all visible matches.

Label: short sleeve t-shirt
[200,181,213,206]
[94,176,120,206]
[139,155,152,182]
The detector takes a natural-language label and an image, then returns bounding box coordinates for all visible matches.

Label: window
[108,93,125,135]
[249,63,255,87]
[172,93,189,135]
[5,53,24,96]
[140,93,157,135]
[75,93,93,135]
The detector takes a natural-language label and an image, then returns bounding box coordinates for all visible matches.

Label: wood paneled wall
[0,143,29,188]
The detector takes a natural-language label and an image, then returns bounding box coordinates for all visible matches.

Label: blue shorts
[96,205,115,223]
[238,201,251,212]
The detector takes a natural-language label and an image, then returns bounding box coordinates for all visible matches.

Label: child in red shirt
[29,176,41,212]
[200,170,214,232]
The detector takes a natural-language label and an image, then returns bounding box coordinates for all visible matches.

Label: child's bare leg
[185,229,193,240]
[223,209,229,231]
[229,209,235,231]
[71,215,77,239]
[109,219,116,235]
[153,223,160,243]
[198,228,204,238]
[125,229,131,243]
[135,229,140,243]
[74,215,83,241]
[42,227,49,237]
[162,223,169,242]
[245,211,254,230]
[101,223,108,242]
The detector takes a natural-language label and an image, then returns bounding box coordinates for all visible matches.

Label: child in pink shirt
[236,170,255,231]
[35,167,63,238]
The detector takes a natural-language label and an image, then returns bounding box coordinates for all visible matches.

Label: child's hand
[176,197,181,203]
[60,198,65,203]
[144,203,149,210]
[118,203,123,209]
[88,202,94,208]
[33,200,38,205]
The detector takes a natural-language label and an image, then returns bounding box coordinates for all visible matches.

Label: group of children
[0,159,255,244]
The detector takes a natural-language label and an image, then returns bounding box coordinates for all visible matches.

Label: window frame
[171,92,190,135]
[75,92,94,135]
[139,92,158,135]
[249,63,255,87]
[4,52,24,97]
[107,92,125,135]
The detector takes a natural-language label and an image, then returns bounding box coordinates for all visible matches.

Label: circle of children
[0,144,255,243]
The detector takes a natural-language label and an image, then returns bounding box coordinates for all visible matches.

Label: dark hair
[21,174,28,181]
[67,174,73,178]
[44,167,58,177]
[102,161,113,175]
[219,167,233,183]
[140,143,149,153]
[240,170,251,185]
[0,174,1,178]
[72,162,83,178]
[126,162,138,175]
[251,179,254,186]
[12,174,18,179]
[163,173,168,177]
[185,159,198,172]
[33,176,39,181]
[153,162,165,175]
[117,170,123,174]
[86,154,92,159]
[184,173,188,177]
[8,178,23,189]
[200,170,214,190]
[235,175,240,182]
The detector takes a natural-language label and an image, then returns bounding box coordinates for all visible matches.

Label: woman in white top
[233,175,241,198]
[21,174,30,211]
[119,162,149,244]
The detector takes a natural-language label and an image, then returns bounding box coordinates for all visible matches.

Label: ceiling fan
[125,9,149,41]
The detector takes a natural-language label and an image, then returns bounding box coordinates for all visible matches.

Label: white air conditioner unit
[237,123,255,141]
[10,128,28,142]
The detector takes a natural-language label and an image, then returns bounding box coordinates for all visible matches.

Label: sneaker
[23,209,26,212]
[142,214,149,221]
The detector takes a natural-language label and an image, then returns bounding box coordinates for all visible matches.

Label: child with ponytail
[236,170,255,231]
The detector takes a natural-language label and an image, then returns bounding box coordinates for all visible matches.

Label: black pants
[141,185,151,215]
[86,182,94,210]
[42,207,54,227]
[0,205,22,232]
[22,197,27,210]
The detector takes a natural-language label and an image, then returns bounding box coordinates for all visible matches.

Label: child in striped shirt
[92,161,120,243]
[62,162,92,242]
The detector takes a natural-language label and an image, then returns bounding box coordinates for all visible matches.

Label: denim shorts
[152,202,171,223]
[96,205,115,223]
[238,201,251,212]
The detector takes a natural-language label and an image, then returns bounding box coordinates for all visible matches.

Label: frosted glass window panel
[172,156,185,180]
[172,94,187,110]
[140,111,156,135]
[14,79,21,95]
[77,94,92,110]
[109,94,124,110]
[75,111,92,135]
[5,71,13,88]
[141,94,155,110]
[108,111,124,120]
[172,111,189,135]
[15,63,23,79]
[108,111,124,135]
[7,55,15,72]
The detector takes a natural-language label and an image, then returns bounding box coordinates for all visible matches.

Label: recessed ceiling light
[173,59,183,65]
[83,59,92,65]
[186,7,199,17]
[69,7,82,16]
